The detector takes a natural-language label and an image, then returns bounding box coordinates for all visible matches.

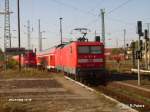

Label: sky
[0,0,150,51]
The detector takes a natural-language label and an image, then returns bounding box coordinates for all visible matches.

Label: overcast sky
[0,0,150,50]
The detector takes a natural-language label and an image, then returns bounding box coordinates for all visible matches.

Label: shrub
[7,59,18,69]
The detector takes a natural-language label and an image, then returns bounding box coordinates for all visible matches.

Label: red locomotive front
[77,42,104,69]
[23,51,37,67]
[12,50,37,67]
[56,41,105,82]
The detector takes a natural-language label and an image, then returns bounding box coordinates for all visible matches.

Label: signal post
[136,21,143,86]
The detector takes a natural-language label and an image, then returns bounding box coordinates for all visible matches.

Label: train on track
[13,28,107,83]
[36,39,106,83]
[12,50,37,67]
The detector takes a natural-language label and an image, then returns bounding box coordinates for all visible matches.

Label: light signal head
[144,29,148,39]
[137,21,143,36]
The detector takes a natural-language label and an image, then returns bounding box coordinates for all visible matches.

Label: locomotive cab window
[91,46,102,54]
[78,46,90,54]
[78,46,102,54]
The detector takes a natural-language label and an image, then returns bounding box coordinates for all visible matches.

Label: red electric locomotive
[55,41,105,82]
[24,50,37,67]
[12,50,37,67]
[36,28,106,83]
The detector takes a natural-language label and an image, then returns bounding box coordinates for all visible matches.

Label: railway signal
[136,21,143,86]
[144,29,148,39]
[137,21,143,37]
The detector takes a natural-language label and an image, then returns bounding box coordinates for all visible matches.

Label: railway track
[65,75,150,112]
[95,83,150,112]
[109,72,150,82]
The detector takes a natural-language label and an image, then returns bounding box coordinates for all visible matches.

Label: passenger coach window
[91,46,102,54]
[78,46,90,54]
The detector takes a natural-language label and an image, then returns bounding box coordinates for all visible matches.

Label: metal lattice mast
[0,0,12,71]
[4,0,11,49]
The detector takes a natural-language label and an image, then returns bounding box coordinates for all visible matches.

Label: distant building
[105,48,126,61]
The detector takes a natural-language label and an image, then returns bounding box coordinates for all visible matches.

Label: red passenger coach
[55,41,106,82]
[55,44,68,71]
[36,48,56,71]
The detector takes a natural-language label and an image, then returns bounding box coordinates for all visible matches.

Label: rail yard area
[0,69,149,112]
[0,70,137,112]
[0,0,150,112]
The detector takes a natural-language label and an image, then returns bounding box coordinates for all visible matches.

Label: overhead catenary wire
[50,0,100,29]
[107,0,134,14]
[84,0,135,28]
[106,17,135,26]
[1,0,142,50]
[50,0,97,17]
[88,0,105,12]
[49,0,137,43]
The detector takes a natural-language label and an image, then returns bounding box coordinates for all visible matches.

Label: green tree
[7,58,18,69]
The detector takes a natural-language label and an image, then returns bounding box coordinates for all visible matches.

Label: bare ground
[0,72,137,112]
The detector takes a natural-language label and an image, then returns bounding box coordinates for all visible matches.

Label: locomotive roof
[37,41,103,55]
[37,46,56,55]
[61,41,103,47]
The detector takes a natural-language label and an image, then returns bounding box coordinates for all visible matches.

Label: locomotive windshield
[78,46,90,54]
[90,46,102,54]
[78,46,102,54]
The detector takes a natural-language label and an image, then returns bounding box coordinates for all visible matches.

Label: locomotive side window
[78,46,90,54]
[91,46,102,54]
